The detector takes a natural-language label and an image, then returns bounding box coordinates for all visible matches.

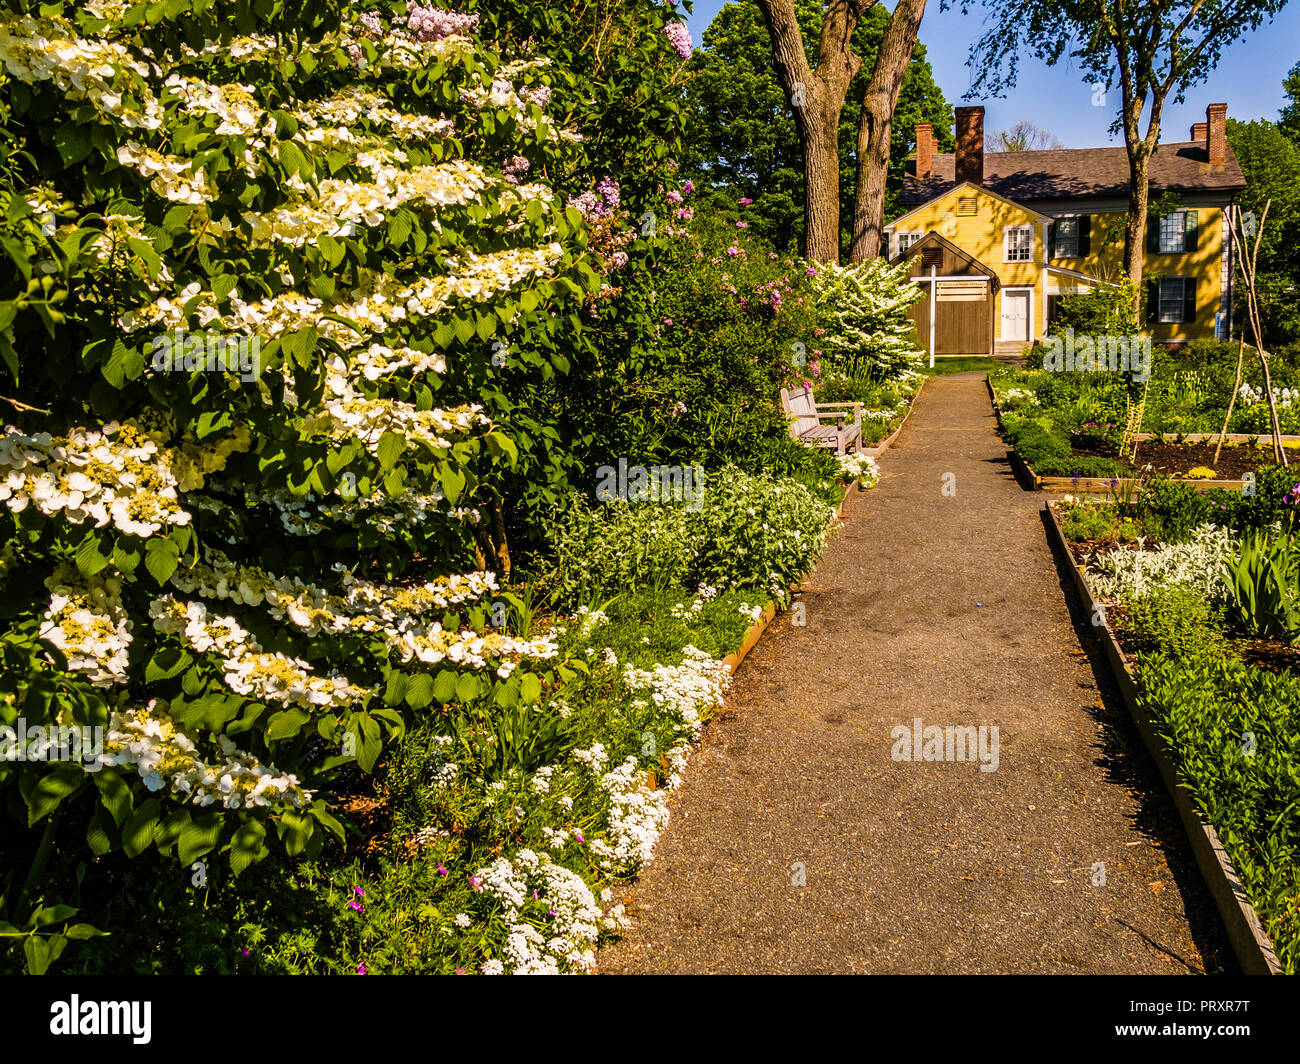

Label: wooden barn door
[934,279,988,354]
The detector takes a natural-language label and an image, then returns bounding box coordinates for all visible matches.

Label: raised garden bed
[1044,503,1284,975]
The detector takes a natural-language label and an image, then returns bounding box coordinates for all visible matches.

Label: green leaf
[64,924,107,941]
[145,645,191,683]
[520,673,542,703]
[439,463,466,504]
[229,819,268,877]
[26,764,85,825]
[25,935,51,975]
[178,812,222,865]
[276,811,311,857]
[455,673,480,703]
[86,810,117,856]
[33,904,78,928]
[94,770,133,826]
[144,539,180,584]
[74,531,109,578]
[377,430,406,471]
[122,798,162,858]
[266,708,311,741]
[383,671,409,706]
[432,670,458,704]
[404,672,434,710]
[211,274,238,302]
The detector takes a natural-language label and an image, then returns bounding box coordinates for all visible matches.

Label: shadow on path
[597,375,1232,975]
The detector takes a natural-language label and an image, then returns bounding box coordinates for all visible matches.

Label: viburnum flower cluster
[39,568,133,688]
[89,701,312,811]
[0,423,191,538]
[150,595,369,711]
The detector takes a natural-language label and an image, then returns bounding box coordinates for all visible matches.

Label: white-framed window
[1158,277,1189,323]
[1053,216,1080,257]
[1004,225,1033,262]
[1158,211,1187,253]
[896,230,924,256]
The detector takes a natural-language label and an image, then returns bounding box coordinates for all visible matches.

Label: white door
[1001,289,1031,340]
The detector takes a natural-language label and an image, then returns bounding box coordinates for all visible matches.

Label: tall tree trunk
[802,98,844,262]
[757,0,869,263]
[849,0,927,262]
[1122,149,1151,290]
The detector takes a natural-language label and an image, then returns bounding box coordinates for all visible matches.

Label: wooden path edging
[1044,503,1283,975]
[863,377,927,459]
[721,481,858,676]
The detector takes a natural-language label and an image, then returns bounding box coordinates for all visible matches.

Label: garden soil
[597,373,1233,975]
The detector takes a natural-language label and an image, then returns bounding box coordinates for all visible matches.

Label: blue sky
[682,1,1299,147]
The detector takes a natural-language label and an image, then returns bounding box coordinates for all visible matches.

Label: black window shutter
[1146,279,1159,324]
[1078,215,1091,257]
[1183,209,1199,252]
[1182,277,1197,323]
[1047,220,1056,259]
[1147,216,1159,254]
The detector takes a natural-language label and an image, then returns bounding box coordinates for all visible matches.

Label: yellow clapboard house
[884,104,1245,359]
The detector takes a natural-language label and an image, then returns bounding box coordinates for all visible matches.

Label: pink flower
[662,317,673,326]
[806,267,818,276]
[665,190,683,203]
[470,875,482,890]
[575,831,585,843]
[726,246,740,257]
[437,863,448,875]
[357,963,367,975]
[521,85,551,109]
[455,967,467,974]
[609,250,629,269]
[675,207,693,221]
[664,22,692,59]
[736,221,748,229]
[769,252,777,260]
[683,181,694,194]
[739,197,753,206]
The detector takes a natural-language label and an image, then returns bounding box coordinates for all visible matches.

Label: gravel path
[597,373,1233,975]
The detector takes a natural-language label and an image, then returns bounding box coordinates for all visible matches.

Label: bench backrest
[780,385,818,438]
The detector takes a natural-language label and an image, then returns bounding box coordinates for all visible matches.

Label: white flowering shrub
[0,0,637,968]
[809,257,924,382]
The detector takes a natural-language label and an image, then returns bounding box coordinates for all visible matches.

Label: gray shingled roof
[902,140,1245,203]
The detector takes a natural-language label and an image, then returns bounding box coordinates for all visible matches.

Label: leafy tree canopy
[679,0,953,252]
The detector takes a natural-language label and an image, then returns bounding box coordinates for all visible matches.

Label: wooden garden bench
[779,384,862,455]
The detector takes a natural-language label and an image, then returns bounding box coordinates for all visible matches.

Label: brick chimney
[955,106,984,186]
[1190,121,1207,143]
[915,122,934,180]
[1206,103,1227,164]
